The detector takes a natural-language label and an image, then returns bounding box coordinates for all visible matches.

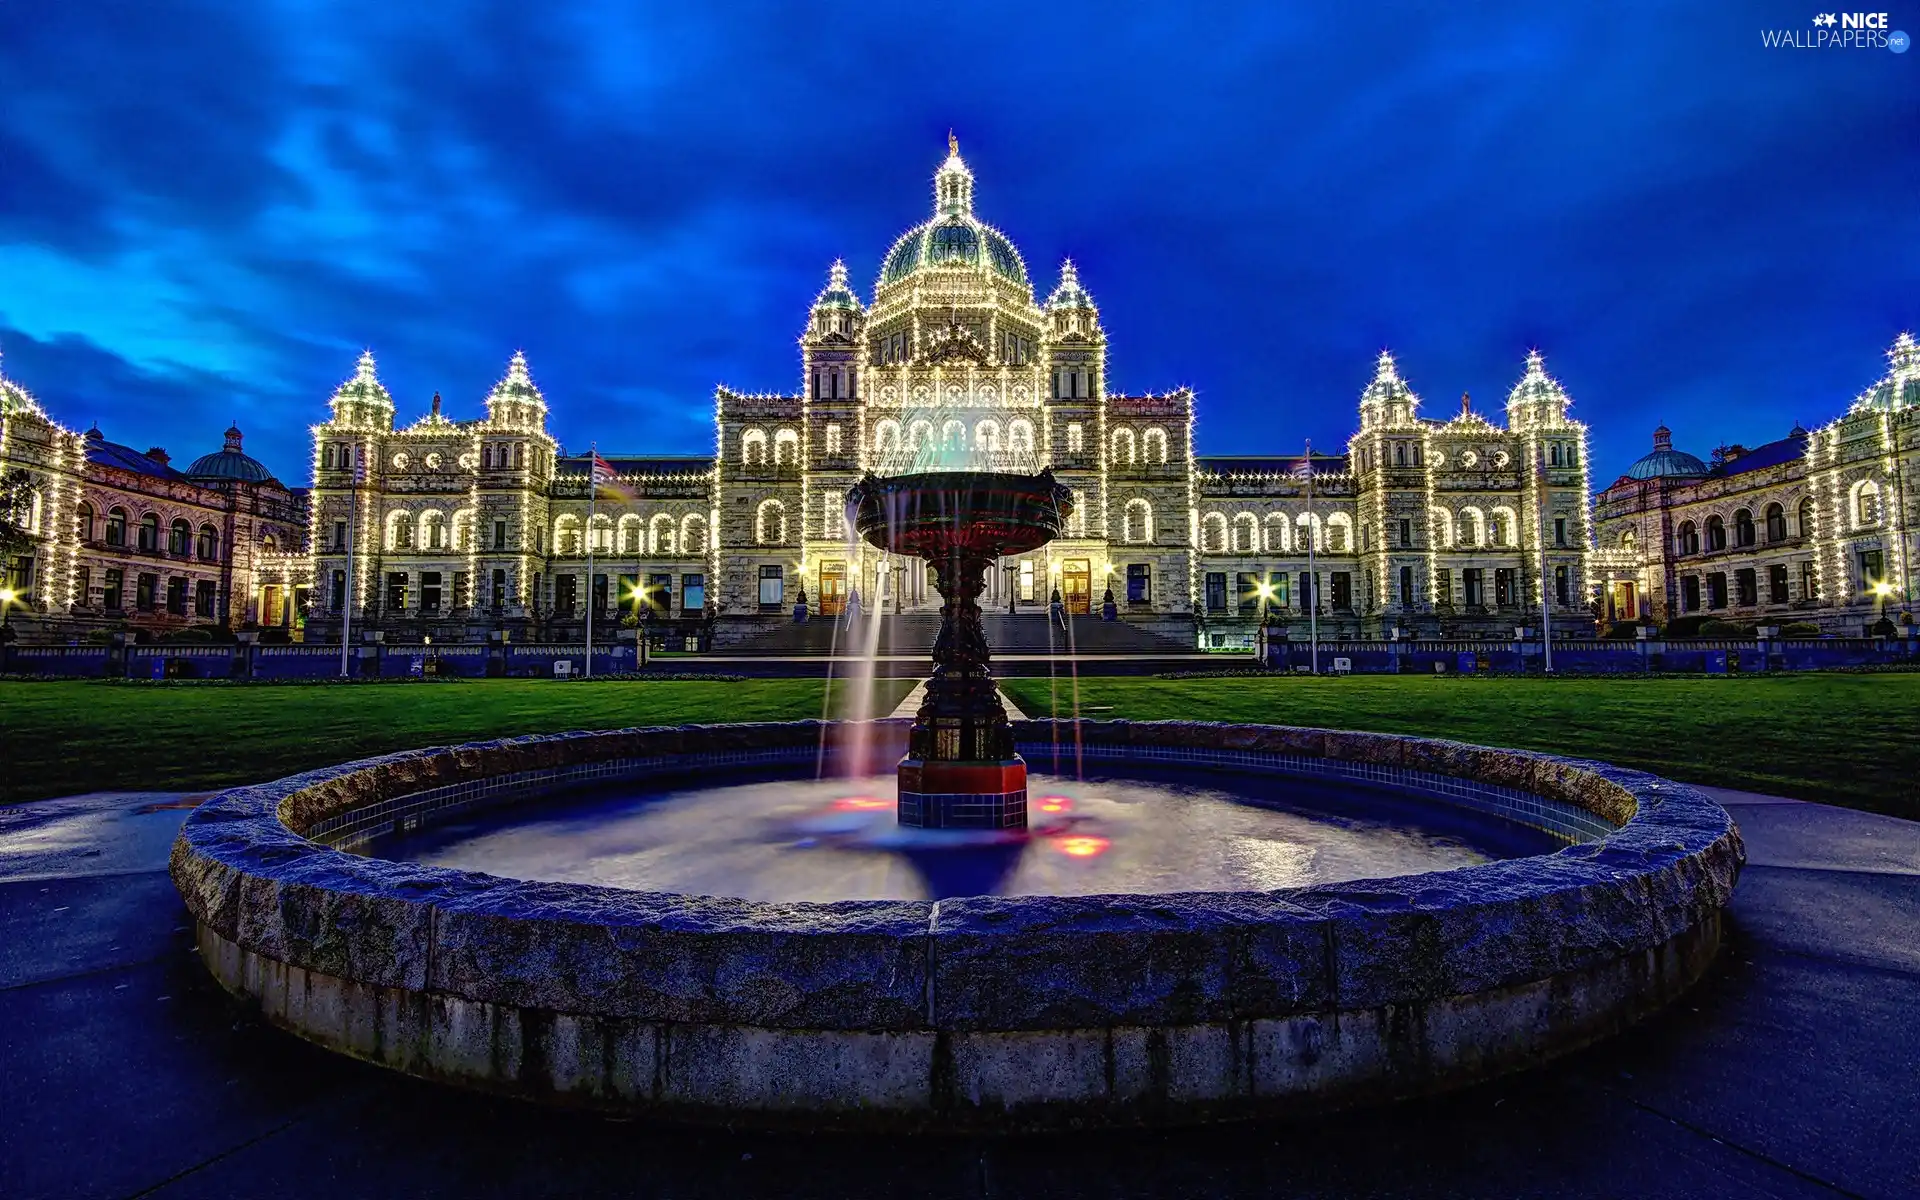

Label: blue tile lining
[308,740,1619,851]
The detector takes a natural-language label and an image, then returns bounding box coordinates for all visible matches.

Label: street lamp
[0,586,15,636]
[1873,580,1895,634]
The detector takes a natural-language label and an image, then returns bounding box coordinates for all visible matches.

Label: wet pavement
[2,785,1916,1199]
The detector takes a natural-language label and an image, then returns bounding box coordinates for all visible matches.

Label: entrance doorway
[1608,580,1637,622]
[1061,559,1092,614]
[819,561,847,616]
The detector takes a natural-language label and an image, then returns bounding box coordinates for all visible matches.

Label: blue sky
[1,1,1915,484]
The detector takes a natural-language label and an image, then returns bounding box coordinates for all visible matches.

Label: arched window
[1326,513,1352,553]
[824,493,848,539]
[107,507,128,547]
[1764,503,1787,542]
[908,420,934,450]
[1797,497,1815,539]
[618,514,642,554]
[1296,512,1324,553]
[588,513,613,554]
[388,511,415,551]
[755,499,787,545]
[974,419,1001,453]
[681,512,708,554]
[1065,489,1087,537]
[773,428,800,466]
[1705,515,1726,551]
[1008,419,1034,454]
[1394,443,1407,467]
[196,524,219,560]
[262,534,276,552]
[1622,528,1636,552]
[1550,444,1562,466]
[1200,512,1227,553]
[322,445,336,470]
[741,428,768,466]
[1264,511,1290,553]
[1458,507,1483,548]
[1733,508,1755,548]
[1677,520,1699,556]
[481,445,493,470]
[1428,508,1453,549]
[168,518,191,555]
[1143,427,1169,464]
[649,513,676,555]
[1123,499,1153,544]
[453,510,475,552]
[513,444,525,470]
[1231,513,1258,553]
[941,419,966,450]
[75,503,95,542]
[551,514,579,556]
[1489,507,1517,548]
[1111,427,1137,465]
[874,420,902,456]
[1853,480,1882,528]
[422,511,447,550]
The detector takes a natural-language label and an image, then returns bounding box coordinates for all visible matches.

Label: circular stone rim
[169,719,1744,1130]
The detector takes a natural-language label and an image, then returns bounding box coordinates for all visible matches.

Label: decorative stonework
[172,719,1741,1129]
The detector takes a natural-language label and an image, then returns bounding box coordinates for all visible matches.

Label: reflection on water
[368,771,1559,903]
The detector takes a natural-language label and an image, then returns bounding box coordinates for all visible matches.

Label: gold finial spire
[948,129,959,157]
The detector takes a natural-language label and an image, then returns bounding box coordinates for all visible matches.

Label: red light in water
[832,796,891,811]
[1035,796,1073,813]
[1055,835,1109,858]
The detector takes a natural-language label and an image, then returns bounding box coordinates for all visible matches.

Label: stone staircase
[708,612,1197,657]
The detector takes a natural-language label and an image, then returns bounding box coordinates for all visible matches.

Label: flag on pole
[589,452,617,494]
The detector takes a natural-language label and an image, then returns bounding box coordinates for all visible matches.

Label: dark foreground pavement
[2,787,1916,1200]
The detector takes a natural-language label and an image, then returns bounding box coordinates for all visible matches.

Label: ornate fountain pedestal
[847,470,1073,830]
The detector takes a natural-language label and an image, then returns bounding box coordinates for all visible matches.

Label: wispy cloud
[0,0,1912,480]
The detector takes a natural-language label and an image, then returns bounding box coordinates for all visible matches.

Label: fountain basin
[169,719,1743,1130]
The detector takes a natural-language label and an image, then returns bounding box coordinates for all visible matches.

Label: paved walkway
[2,784,1915,1198]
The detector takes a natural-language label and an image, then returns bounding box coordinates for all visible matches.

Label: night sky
[1,2,1915,485]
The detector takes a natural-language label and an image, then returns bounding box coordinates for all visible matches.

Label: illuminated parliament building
[3,139,1912,647]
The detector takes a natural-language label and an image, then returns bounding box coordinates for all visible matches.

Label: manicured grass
[0,678,918,804]
[1001,673,1920,818]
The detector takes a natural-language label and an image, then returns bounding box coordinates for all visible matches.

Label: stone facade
[0,360,309,640]
[300,140,1597,647]
[1594,334,1919,635]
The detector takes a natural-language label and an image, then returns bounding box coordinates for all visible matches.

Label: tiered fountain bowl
[846,469,1072,829]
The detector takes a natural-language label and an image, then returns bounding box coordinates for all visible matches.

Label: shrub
[1697,619,1754,638]
[1665,615,1708,638]
[1779,621,1822,638]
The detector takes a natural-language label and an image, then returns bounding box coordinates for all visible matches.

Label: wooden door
[1062,559,1092,614]
[819,561,847,616]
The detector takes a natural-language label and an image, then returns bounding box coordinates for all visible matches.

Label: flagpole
[1538,442,1554,674]
[340,452,357,678]
[1306,439,1318,676]
[585,443,596,679]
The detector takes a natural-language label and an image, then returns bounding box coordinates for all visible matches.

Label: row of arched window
[76,503,220,560]
[1109,426,1171,466]
[385,510,469,552]
[551,512,711,556]
[1192,510,1356,554]
[739,428,801,467]
[873,418,1036,457]
[1675,498,1815,556]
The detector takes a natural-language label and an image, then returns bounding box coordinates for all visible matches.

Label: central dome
[877,137,1029,289]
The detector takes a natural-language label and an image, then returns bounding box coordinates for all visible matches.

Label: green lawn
[6,674,1913,818]
[0,678,917,804]
[1001,674,1920,818]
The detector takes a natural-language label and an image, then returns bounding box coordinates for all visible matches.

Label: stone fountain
[846,468,1073,829]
